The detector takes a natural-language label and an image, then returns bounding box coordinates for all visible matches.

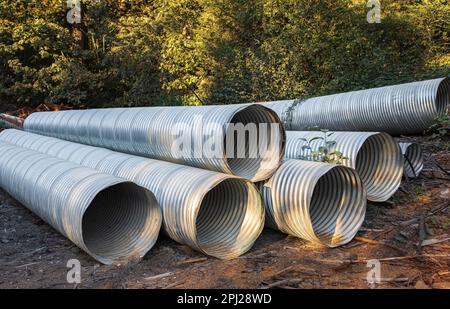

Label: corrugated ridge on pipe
[284,131,403,202]
[23,104,285,182]
[399,142,424,178]
[258,160,366,247]
[0,129,265,259]
[0,141,161,265]
[262,77,450,135]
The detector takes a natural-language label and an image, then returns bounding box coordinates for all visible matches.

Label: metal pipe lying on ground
[23,104,285,182]
[263,77,450,135]
[0,141,161,265]
[399,142,424,178]
[0,129,265,259]
[0,114,23,129]
[284,131,403,202]
[259,160,366,247]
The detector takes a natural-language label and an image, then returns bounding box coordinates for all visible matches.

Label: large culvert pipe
[284,131,403,202]
[0,141,161,265]
[259,160,366,247]
[263,77,450,135]
[0,129,264,259]
[399,142,424,178]
[23,104,285,182]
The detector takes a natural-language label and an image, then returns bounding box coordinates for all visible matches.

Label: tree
[0,0,448,109]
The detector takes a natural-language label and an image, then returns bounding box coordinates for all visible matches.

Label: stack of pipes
[263,77,448,180]
[0,77,447,264]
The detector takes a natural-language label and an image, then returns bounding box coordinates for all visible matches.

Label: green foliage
[426,114,450,139]
[425,216,450,235]
[0,0,448,109]
[443,219,450,230]
[414,185,428,197]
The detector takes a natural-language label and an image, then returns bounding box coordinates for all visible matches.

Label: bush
[0,0,448,109]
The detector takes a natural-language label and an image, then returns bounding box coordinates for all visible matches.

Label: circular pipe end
[355,133,403,202]
[82,182,161,265]
[309,166,367,247]
[436,77,450,116]
[401,143,424,178]
[225,105,285,182]
[260,160,366,248]
[195,178,264,259]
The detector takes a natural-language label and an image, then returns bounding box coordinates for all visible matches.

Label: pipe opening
[196,178,263,259]
[82,182,160,264]
[355,133,402,201]
[403,143,423,178]
[309,166,365,246]
[436,78,450,116]
[225,105,285,181]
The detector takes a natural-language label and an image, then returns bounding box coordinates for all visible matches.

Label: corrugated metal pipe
[0,129,265,260]
[0,114,23,129]
[399,142,424,178]
[284,131,403,202]
[263,77,450,135]
[23,104,285,182]
[0,141,161,265]
[259,160,366,247]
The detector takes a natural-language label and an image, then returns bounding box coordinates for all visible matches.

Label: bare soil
[0,135,449,289]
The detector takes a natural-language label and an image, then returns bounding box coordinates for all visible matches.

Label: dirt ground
[0,135,449,289]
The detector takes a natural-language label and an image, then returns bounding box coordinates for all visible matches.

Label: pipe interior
[404,144,423,178]
[82,182,159,264]
[195,178,259,259]
[226,105,284,180]
[354,134,398,200]
[436,78,450,115]
[309,167,359,245]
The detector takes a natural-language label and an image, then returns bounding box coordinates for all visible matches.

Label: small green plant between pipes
[296,129,349,165]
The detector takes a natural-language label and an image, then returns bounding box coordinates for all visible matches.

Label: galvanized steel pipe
[259,160,366,247]
[399,142,424,178]
[0,114,23,129]
[263,77,450,135]
[23,104,285,182]
[0,129,265,259]
[284,131,403,202]
[0,141,161,265]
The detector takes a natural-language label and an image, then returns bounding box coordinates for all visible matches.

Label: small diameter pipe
[399,142,424,178]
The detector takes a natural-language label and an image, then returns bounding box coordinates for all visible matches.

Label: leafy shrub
[0,0,448,109]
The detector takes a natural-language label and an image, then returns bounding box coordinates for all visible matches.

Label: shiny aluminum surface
[259,160,366,247]
[24,104,285,182]
[399,142,424,178]
[0,129,265,259]
[0,140,161,265]
[284,131,403,202]
[264,78,450,135]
